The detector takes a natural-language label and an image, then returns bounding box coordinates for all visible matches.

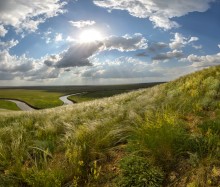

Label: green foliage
[21,168,64,187]
[0,100,20,111]
[129,116,189,169]
[188,118,220,159]
[118,156,164,187]
[0,83,159,109]
[0,89,63,109]
[0,66,220,186]
[68,90,130,103]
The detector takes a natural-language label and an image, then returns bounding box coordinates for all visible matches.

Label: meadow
[0,100,20,111]
[0,83,160,110]
[0,66,219,186]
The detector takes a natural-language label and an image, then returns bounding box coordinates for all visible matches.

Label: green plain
[68,90,131,102]
[0,89,63,109]
[0,83,161,110]
[0,100,20,111]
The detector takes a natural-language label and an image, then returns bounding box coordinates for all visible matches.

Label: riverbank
[0,93,85,111]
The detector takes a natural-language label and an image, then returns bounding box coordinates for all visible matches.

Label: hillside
[0,66,219,187]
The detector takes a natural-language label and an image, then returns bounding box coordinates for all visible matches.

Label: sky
[0,0,220,86]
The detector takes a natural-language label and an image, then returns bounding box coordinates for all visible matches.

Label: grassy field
[68,90,131,102]
[0,66,219,186]
[0,83,161,109]
[0,100,20,111]
[0,90,64,109]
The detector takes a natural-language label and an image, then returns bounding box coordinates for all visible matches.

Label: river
[59,93,86,105]
[0,93,86,111]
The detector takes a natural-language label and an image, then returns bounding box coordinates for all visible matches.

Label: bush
[118,156,164,187]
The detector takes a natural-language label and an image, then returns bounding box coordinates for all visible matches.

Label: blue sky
[0,0,220,86]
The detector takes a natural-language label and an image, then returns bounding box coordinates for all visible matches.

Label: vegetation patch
[118,155,164,187]
[0,66,219,186]
[0,100,20,111]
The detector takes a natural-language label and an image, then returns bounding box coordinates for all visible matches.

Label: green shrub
[186,120,220,159]
[118,156,164,187]
[21,168,64,187]
[128,109,189,169]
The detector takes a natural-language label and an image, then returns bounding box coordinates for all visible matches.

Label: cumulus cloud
[186,53,220,68]
[0,0,66,33]
[45,33,148,68]
[0,71,15,80]
[0,33,148,81]
[103,33,148,51]
[136,52,148,57]
[188,37,199,43]
[93,0,213,30]
[69,20,96,28]
[25,66,62,81]
[42,30,64,43]
[0,25,7,37]
[0,40,19,50]
[55,33,63,42]
[218,44,220,48]
[0,48,63,81]
[148,42,168,52]
[81,57,162,78]
[44,42,102,68]
[169,33,199,49]
[152,50,183,61]
[0,52,33,73]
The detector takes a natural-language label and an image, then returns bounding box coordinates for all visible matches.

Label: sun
[79,29,103,43]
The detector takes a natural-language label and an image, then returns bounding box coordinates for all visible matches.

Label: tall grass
[0,66,219,186]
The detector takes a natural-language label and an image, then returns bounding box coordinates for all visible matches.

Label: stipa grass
[0,65,220,186]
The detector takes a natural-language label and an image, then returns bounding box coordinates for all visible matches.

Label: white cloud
[188,37,199,43]
[186,53,220,68]
[43,33,52,44]
[0,51,34,77]
[169,33,199,49]
[218,44,220,48]
[0,0,67,33]
[69,20,96,28]
[66,36,77,43]
[103,33,148,51]
[152,50,183,61]
[0,32,147,81]
[0,33,148,81]
[0,25,7,37]
[148,42,168,52]
[44,42,102,68]
[0,46,63,81]
[81,57,162,78]
[192,45,202,49]
[55,33,63,42]
[42,30,65,43]
[0,40,19,50]
[44,33,148,69]
[93,0,213,30]
[25,65,62,81]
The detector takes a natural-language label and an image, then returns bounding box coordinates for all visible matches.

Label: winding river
[0,93,86,111]
[6,100,35,111]
[59,92,86,105]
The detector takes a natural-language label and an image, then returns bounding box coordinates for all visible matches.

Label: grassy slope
[0,66,219,186]
[0,100,20,111]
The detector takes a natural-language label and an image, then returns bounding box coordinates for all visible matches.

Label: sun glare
[79,29,103,43]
